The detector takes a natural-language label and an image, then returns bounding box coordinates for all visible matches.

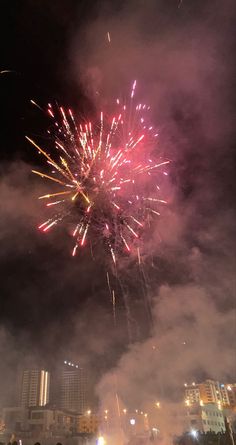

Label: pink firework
[27,81,169,262]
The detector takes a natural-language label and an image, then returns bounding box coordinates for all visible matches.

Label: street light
[190,430,198,439]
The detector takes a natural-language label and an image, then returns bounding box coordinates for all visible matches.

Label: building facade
[2,407,29,432]
[59,361,87,414]
[184,380,235,408]
[2,406,78,437]
[78,413,100,434]
[224,384,236,408]
[19,369,50,408]
[185,403,226,434]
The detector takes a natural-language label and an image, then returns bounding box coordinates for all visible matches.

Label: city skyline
[0,0,235,443]
[1,372,236,441]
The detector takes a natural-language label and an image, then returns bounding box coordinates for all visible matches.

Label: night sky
[0,0,235,414]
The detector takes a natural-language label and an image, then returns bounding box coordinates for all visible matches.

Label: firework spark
[27,82,169,262]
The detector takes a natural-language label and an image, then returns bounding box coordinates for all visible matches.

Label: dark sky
[0,0,235,412]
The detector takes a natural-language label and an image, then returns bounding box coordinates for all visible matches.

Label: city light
[190,430,198,439]
[63,360,80,368]
[130,419,136,425]
[97,436,106,445]
[123,408,127,414]
[155,401,161,408]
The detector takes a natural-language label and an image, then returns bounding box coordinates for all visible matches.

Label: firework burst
[27,81,169,263]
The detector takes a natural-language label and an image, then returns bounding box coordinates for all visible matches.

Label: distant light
[87,410,91,415]
[192,382,196,386]
[97,436,105,445]
[155,402,160,408]
[152,428,160,435]
[200,400,204,406]
[123,408,127,414]
[130,419,136,425]
[191,430,198,438]
[64,361,67,364]
[184,383,187,387]
[227,385,232,391]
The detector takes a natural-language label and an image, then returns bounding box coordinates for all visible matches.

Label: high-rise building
[184,380,231,408]
[222,384,236,408]
[184,382,201,406]
[59,361,88,414]
[19,369,50,407]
